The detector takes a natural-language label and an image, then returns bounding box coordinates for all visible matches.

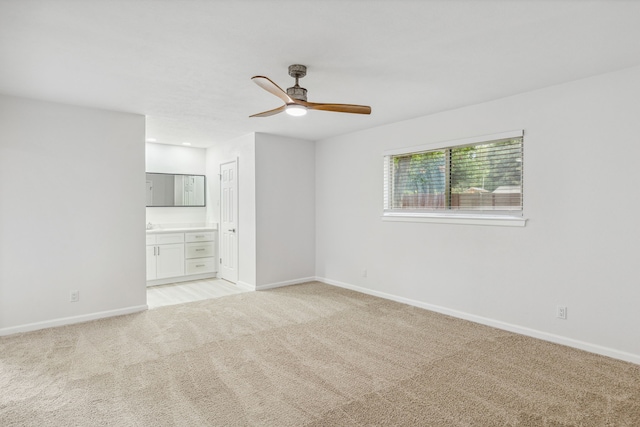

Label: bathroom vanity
[146,227,217,286]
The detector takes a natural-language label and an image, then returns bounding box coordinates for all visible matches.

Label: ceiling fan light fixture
[285,104,307,117]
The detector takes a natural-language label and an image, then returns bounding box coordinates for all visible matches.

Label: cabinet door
[156,243,185,279]
[146,245,157,280]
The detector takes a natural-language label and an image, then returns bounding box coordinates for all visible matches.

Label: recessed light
[146,138,157,143]
[182,142,192,146]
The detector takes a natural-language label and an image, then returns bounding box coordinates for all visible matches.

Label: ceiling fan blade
[251,76,292,104]
[249,104,286,118]
[302,101,372,115]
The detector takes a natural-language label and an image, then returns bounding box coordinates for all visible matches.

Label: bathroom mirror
[145,173,206,207]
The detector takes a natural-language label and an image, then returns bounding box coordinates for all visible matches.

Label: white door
[219,160,238,283]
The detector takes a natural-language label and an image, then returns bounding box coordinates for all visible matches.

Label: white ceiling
[2,1,640,147]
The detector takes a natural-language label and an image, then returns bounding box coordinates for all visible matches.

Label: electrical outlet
[362,269,367,278]
[70,290,79,303]
[556,306,567,320]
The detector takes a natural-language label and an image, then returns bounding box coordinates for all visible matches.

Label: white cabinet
[185,242,215,258]
[184,231,216,275]
[186,257,216,275]
[146,229,217,285]
[185,231,215,243]
[146,233,185,280]
[154,243,185,278]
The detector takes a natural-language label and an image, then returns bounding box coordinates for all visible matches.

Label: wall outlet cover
[557,306,567,319]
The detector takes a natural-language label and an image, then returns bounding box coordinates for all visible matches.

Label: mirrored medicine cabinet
[145,173,206,207]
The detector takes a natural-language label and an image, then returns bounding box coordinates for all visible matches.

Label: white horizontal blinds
[390,149,447,210]
[383,156,390,209]
[385,135,523,213]
[450,138,523,211]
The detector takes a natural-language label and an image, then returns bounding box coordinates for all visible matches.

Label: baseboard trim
[256,276,317,291]
[316,276,640,366]
[0,305,148,337]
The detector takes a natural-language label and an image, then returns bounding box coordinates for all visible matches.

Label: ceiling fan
[250,64,372,117]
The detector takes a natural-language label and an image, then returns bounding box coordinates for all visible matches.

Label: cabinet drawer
[185,242,214,259]
[155,233,184,245]
[185,231,215,242]
[186,257,216,275]
[146,234,156,245]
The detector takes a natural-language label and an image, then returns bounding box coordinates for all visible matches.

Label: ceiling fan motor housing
[287,86,307,101]
[287,64,308,101]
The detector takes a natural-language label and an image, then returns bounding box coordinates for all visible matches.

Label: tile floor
[147,278,248,309]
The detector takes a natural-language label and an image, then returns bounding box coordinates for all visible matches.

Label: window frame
[382,130,526,227]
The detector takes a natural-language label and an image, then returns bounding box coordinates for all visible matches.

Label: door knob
[228,228,236,233]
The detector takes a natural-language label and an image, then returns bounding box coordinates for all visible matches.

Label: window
[383,130,524,225]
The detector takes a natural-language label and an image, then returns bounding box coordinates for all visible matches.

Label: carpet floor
[1,282,639,426]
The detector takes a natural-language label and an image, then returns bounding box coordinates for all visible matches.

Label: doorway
[219,160,239,283]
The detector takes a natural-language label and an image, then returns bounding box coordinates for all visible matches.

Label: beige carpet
[1,282,639,426]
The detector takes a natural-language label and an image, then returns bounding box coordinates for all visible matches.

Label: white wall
[0,95,146,334]
[145,142,207,225]
[206,133,257,288]
[255,133,315,288]
[315,65,640,363]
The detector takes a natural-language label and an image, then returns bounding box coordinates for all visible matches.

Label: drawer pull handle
[196,249,205,251]
[196,264,205,267]
[195,235,204,238]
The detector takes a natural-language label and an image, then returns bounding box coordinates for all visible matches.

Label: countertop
[146,227,217,234]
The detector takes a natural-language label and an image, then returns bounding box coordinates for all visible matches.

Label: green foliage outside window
[390,138,522,211]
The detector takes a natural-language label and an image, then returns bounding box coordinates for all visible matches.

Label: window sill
[382,212,527,227]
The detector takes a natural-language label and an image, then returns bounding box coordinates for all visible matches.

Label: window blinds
[384,137,523,214]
